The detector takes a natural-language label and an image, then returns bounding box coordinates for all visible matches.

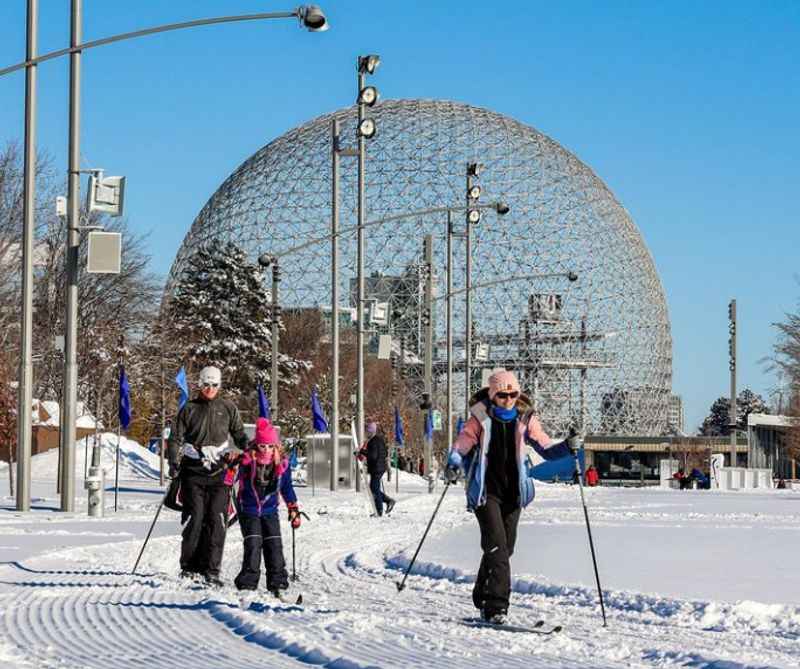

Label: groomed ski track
[1,484,798,668]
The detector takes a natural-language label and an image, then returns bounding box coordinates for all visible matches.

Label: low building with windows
[584,434,748,483]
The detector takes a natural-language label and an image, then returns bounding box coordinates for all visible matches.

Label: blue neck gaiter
[493,405,518,421]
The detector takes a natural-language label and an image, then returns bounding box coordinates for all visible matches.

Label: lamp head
[494,202,510,215]
[358,54,381,74]
[298,5,329,32]
[358,85,379,107]
[358,118,377,139]
[258,253,275,268]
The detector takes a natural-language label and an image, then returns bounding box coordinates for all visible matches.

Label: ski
[461,618,562,635]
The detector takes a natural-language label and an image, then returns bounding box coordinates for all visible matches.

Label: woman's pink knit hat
[488,370,520,400]
[254,417,279,445]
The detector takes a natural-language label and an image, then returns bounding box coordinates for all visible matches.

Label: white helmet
[198,366,222,388]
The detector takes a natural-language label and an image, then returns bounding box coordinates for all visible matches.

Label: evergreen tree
[699,388,769,435]
[168,240,309,398]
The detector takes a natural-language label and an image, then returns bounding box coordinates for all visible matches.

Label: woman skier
[234,417,302,596]
[446,370,578,624]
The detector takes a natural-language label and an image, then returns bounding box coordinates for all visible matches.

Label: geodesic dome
[166,99,672,436]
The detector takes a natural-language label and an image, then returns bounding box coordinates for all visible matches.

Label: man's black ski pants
[180,474,229,577]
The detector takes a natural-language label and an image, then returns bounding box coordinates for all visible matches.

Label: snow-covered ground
[1,446,799,668]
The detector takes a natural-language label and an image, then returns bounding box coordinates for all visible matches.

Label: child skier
[234,417,302,596]
[445,370,578,625]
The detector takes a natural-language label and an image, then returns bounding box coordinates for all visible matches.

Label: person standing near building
[360,422,396,516]
[167,366,248,586]
[445,370,578,625]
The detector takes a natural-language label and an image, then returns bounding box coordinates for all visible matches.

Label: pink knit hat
[488,370,520,400]
[254,417,279,445]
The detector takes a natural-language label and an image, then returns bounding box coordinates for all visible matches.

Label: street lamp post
[446,210,454,451]
[464,162,482,415]
[355,54,380,488]
[259,254,281,419]
[16,0,38,512]
[0,3,328,511]
[331,119,340,492]
[61,0,83,511]
[329,117,356,491]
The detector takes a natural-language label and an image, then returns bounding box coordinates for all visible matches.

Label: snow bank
[0,433,162,481]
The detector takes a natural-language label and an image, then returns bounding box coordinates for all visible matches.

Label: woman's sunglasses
[201,382,219,389]
[495,391,519,400]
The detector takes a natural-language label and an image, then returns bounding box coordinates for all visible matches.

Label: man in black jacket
[167,366,248,586]
[362,422,395,517]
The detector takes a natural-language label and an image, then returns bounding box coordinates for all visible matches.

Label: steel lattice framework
[166,99,672,436]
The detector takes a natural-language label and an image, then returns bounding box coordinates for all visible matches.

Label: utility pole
[728,299,737,467]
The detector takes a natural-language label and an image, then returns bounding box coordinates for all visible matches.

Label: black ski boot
[203,573,224,588]
[481,609,507,625]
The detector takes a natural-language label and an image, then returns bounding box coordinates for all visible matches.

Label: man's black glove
[168,462,180,479]
[444,464,460,484]
[566,427,581,455]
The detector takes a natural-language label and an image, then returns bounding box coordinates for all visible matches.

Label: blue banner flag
[455,416,465,436]
[175,366,189,410]
[394,406,404,447]
[311,387,328,433]
[289,447,298,468]
[118,366,131,430]
[424,409,433,441]
[257,384,271,419]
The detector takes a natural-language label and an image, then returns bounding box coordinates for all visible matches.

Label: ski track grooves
[0,570,306,668]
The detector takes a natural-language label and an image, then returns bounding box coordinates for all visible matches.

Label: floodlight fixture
[468,185,482,201]
[298,5,329,31]
[258,253,276,268]
[494,202,510,215]
[467,162,482,177]
[358,54,381,75]
[358,118,377,139]
[567,271,579,282]
[468,209,482,224]
[86,171,126,217]
[358,85,379,106]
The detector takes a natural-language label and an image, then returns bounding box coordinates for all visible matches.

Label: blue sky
[1,1,798,432]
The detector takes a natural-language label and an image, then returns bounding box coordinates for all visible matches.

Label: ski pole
[573,449,607,627]
[131,491,167,575]
[396,481,451,592]
[290,511,310,582]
